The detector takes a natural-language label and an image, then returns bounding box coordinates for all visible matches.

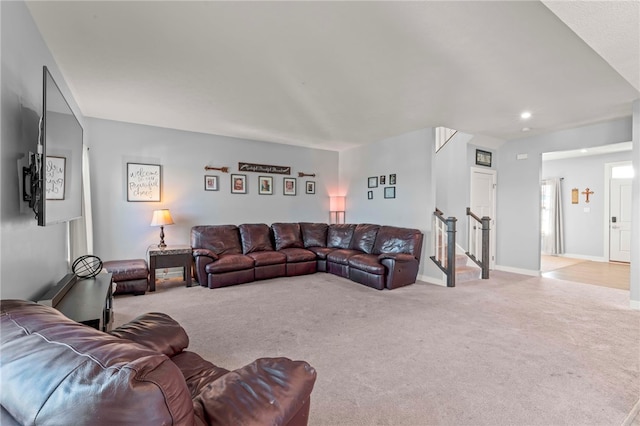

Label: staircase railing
[431,208,457,287]
[466,207,490,279]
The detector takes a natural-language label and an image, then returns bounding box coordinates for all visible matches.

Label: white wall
[631,100,640,308]
[0,1,85,300]
[542,151,632,259]
[339,128,442,282]
[497,118,633,274]
[87,118,338,261]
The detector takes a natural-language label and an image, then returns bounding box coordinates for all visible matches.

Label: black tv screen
[38,66,83,226]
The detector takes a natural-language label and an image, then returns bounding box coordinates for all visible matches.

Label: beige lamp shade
[150,209,175,226]
[150,209,174,248]
[329,196,346,212]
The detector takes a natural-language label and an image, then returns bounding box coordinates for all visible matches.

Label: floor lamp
[330,196,346,224]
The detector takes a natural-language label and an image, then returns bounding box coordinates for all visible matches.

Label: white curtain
[541,178,564,255]
[70,144,94,262]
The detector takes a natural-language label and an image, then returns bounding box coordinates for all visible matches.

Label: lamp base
[158,225,166,248]
[157,242,167,248]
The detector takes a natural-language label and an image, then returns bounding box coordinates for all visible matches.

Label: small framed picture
[204,175,219,191]
[283,177,296,195]
[368,191,373,200]
[476,149,492,167]
[231,174,247,194]
[368,176,378,188]
[384,186,396,199]
[389,174,396,185]
[258,176,273,195]
[306,181,315,194]
[380,175,386,185]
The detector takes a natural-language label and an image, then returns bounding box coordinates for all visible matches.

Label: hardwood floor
[541,255,630,291]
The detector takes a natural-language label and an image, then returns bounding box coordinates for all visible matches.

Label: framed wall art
[204,175,219,191]
[306,181,315,194]
[475,149,492,167]
[231,174,247,194]
[127,162,161,202]
[380,175,386,185]
[259,176,273,195]
[389,174,396,185]
[368,176,378,188]
[368,191,373,200]
[283,177,296,196]
[384,186,396,199]
[45,156,66,200]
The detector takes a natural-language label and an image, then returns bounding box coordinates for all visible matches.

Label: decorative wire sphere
[72,255,103,278]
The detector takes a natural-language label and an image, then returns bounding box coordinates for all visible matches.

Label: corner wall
[339,128,442,282]
[0,1,84,300]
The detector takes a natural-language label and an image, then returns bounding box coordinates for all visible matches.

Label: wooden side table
[148,245,193,291]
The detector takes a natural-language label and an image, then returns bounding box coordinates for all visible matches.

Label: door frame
[470,167,497,269]
[604,161,632,261]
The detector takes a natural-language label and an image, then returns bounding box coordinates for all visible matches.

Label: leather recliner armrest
[110,312,189,357]
[193,357,317,425]
[193,248,219,260]
[377,252,415,262]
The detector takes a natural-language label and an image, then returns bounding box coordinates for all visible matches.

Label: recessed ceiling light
[520,111,532,120]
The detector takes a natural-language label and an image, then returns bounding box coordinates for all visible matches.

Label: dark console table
[148,245,193,291]
[38,273,113,332]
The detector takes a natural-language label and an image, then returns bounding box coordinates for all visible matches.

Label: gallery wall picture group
[367,174,397,200]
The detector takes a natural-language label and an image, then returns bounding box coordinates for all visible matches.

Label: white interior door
[470,168,496,269]
[610,178,632,262]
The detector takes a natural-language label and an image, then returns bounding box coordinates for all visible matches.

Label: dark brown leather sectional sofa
[1,299,316,425]
[191,222,423,290]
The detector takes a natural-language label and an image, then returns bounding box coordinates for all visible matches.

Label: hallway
[541,255,630,291]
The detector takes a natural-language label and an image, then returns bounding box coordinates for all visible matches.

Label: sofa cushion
[110,312,189,357]
[327,249,362,265]
[171,351,230,398]
[191,225,243,255]
[272,223,304,250]
[239,223,274,254]
[351,224,380,254]
[307,246,335,260]
[205,254,254,274]
[247,250,287,266]
[327,224,356,249]
[300,223,328,248]
[373,226,423,258]
[348,254,386,275]
[279,248,317,263]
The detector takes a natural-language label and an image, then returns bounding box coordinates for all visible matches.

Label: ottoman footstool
[103,259,149,296]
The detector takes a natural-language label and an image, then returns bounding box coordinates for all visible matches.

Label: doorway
[470,167,496,269]
[606,161,632,263]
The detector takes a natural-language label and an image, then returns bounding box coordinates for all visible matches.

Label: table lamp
[150,209,174,248]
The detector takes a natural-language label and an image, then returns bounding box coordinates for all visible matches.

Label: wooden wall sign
[571,188,579,204]
[238,162,291,175]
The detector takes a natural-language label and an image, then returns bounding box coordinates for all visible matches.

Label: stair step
[456,265,481,283]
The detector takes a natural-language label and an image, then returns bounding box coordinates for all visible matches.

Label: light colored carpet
[113,271,640,425]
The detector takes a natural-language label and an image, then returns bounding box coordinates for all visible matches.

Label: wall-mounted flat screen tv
[38,66,83,226]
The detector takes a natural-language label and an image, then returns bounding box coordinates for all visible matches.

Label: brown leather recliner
[0,300,317,426]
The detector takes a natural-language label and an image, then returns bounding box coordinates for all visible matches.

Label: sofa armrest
[110,312,189,357]
[193,248,219,260]
[377,252,415,262]
[193,357,316,426]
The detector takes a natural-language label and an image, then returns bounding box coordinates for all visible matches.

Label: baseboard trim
[557,253,608,262]
[630,300,640,311]
[417,274,446,287]
[495,265,540,277]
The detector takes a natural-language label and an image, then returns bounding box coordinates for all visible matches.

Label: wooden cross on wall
[582,187,594,203]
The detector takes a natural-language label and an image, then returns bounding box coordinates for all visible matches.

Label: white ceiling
[26,1,639,152]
